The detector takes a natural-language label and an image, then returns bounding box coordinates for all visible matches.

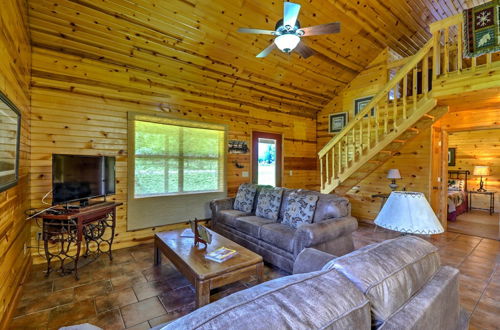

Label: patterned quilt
[464,0,500,57]
[448,190,465,213]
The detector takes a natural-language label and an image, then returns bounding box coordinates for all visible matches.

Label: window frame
[129,113,227,199]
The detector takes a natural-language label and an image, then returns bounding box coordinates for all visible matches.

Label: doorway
[252,131,282,187]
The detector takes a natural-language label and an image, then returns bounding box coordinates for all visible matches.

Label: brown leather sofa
[155,236,468,330]
[210,185,358,273]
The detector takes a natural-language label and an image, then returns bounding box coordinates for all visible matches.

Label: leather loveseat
[156,236,468,330]
[209,184,358,273]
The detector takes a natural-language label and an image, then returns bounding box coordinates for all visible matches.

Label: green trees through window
[134,120,225,197]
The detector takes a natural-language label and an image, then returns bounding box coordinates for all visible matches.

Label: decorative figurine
[190,218,212,248]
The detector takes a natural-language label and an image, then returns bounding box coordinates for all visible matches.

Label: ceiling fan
[237,1,341,59]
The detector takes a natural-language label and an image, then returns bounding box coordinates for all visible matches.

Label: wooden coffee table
[154,228,264,308]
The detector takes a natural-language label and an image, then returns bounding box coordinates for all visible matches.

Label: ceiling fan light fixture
[274,34,300,53]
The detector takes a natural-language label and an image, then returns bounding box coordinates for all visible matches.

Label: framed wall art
[354,96,375,117]
[329,112,348,133]
[448,148,456,167]
[0,92,21,193]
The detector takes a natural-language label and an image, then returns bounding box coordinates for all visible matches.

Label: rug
[464,0,500,57]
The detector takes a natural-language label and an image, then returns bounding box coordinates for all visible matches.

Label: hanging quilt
[464,0,500,57]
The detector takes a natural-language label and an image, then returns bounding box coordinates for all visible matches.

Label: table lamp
[473,165,490,192]
[374,191,444,235]
[387,169,402,191]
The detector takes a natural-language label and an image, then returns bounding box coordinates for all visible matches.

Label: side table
[468,191,495,215]
[372,193,390,210]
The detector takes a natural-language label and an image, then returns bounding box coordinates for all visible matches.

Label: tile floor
[12,222,500,329]
[448,210,499,240]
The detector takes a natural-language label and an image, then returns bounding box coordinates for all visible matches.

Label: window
[132,117,225,198]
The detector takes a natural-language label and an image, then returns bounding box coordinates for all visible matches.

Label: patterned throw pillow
[255,188,284,221]
[233,183,257,213]
[282,193,319,229]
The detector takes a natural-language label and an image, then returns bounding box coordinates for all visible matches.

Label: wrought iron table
[40,202,122,279]
[468,191,495,215]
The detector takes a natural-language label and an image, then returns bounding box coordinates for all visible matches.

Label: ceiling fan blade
[283,2,301,28]
[256,42,277,58]
[294,42,315,59]
[238,28,276,35]
[300,22,341,36]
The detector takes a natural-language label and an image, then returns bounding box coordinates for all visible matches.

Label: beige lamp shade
[374,191,444,234]
[387,169,402,179]
[473,166,490,176]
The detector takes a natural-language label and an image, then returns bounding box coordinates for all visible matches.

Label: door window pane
[257,138,276,186]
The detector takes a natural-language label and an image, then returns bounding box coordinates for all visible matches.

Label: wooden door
[252,132,282,187]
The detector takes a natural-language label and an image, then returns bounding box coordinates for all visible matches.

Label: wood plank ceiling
[28,0,485,119]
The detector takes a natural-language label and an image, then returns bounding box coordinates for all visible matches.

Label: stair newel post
[432,30,441,79]
[402,75,408,119]
[325,150,330,185]
[343,136,348,170]
[412,66,418,112]
[331,145,335,181]
[457,23,463,72]
[393,85,398,129]
[337,142,341,175]
[320,155,324,191]
[444,27,449,76]
[368,106,372,149]
[384,102,388,135]
[422,51,429,95]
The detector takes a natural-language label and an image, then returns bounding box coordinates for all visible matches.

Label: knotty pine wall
[316,49,433,221]
[28,8,319,262]
[439,110,500,212]
[0,0,32,326]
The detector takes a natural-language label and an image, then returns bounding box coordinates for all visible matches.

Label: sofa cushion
[233,216,275,238]
[255,187,284,221]
[162,269,370,330]
[313,195,350,222]
[260,223,296,253]
[233,183,257,213]
[282,193,319,229]
[323,236,440,327]
[277,188,297,221]
[218,209,251,227]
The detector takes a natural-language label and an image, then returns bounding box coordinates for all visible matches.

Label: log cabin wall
[28,0,324,262]
[0,0,32,326]
[439,110,500,212]
[316,49,433,221]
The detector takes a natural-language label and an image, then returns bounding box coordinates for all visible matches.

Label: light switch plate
[242,171,249,178]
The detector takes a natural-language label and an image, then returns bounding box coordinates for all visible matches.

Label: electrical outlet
[23,243,27,256]
[242,171,249,178]
[289,170,293,176]
[36,231,43,241]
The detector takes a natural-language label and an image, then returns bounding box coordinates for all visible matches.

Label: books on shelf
[205,247,238,263]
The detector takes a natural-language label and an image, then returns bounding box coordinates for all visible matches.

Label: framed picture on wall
[329,112,348,133]
[0,91,21,193]
[448,148,456,166]
[354,96,375,117]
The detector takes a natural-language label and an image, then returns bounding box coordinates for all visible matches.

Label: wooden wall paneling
[448,128,500,212]
[0,0,32,327]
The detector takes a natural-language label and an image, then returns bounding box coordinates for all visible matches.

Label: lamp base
[477,188,487,192]
[389,182,398,191]
[477,177,487,192]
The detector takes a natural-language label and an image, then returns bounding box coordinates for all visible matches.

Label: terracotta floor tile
[111,271,148,291]
[132,280,172,301]
[15,287,74,316]
[95,287,138,313]
[47,299,97,329]
[126,321,151,330]
[10,310,50,329]
[74,279,113,301]
[158,286,195,312]
[120,297,166,328]
[148,306,194,328]
[88,308,125,330]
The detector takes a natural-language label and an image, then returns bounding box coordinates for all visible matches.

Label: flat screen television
[52,154,116,205]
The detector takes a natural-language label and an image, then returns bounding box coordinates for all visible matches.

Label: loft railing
[318,13,500,193]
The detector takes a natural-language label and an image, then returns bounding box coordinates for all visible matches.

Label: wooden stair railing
[317,13,494,194]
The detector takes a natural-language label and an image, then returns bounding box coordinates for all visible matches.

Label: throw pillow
[233,183,257,213]
[282,193,319,229]
[255,187,284,221]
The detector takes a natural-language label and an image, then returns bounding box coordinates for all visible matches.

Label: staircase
[319,14,500,194]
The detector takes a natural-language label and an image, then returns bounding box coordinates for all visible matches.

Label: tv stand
[40,202,122,279]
